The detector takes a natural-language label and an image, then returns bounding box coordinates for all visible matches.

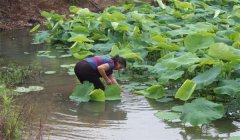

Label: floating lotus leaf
[156,97,174,103]
[90,89,105,102]
[154,111,180,121]
[184,32,215,52]
[105,84,121,100]
[44,71,56,74]
[180,98,224,126]
[192,67,221,89]
[175,79,196,101]
[145,85,165,100]
[171,105,184,112]
[69,82,94,102]
[15,86,44,93]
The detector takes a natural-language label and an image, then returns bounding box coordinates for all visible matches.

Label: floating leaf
[145,85,165,100]
[105,84,121,100]
[44,71,56,74]
[154,111,180,121]
[180,98,224,126]
[69,82,94,102]
[171,105,184,112]
[156,97,174,103]
[90,89,105,102]
[175,79,196,101]
[15,86,44,93]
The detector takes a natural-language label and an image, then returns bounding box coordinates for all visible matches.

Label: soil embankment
[0,0,127,30]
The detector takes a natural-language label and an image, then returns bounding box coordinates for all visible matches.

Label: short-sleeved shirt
[84,56,114,76]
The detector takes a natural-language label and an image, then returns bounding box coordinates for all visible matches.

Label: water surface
[0,29,239,140]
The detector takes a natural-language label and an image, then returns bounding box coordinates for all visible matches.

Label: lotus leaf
[90,89,105,102]
[69,82,94,102]
[180,98,224,126]
[175,79,196,101]
[145,85,165,100]
[192,67,221,89]
[208,43,240,61]
[105,84,121,100]
[214,79,240,96]
[154,111,180,121]
[184,32,215,52]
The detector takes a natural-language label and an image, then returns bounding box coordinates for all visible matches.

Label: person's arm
[108,74,119,86]
[97,64,112,85]
[109,74,124,92]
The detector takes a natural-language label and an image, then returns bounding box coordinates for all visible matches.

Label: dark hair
[111,55,127,68]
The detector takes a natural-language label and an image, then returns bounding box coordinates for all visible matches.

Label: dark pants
[74,60,105,90]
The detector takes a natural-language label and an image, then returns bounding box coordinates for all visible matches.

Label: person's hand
[106,78,112,85]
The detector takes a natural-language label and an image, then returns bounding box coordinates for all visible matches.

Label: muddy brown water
[0,29,239,140]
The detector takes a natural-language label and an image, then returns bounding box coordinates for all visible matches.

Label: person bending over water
[74,55,126,90]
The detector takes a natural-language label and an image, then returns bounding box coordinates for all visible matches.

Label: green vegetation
[0,84,23,139]
[70,82,121,102]
[0,63,43,139]
[33,0,240,126]
[0,63,41,88]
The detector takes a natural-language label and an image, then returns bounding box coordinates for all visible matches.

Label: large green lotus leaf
[72,51,93,60]
[180,98,224,126]
[174,1,193,10]
[154,111,180,121]
[89,89,105,102]
[154,53,200,72]
[192,67,221,89]
[92,43,114,52]
[68,34,94,43]
[214,79,240,96]
[69,82,94,102]
[33,31,50,44]
[208,43,240,61]
[175,79,196,101]
[110,46,143,61]
[105,84,121,100]
[159,70,184,84]
[184,32,215,52]
[145,85,165,99]
[108,12,127,21]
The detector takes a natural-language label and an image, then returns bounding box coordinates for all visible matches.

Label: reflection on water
[0,29,240,140]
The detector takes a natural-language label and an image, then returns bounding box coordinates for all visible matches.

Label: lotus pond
[0,28,239,140]
[1,0,240,139]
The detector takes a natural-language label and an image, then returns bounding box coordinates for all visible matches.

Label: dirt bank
[0,0,153,30]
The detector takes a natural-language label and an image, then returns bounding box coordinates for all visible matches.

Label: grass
[0,63,42,88]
